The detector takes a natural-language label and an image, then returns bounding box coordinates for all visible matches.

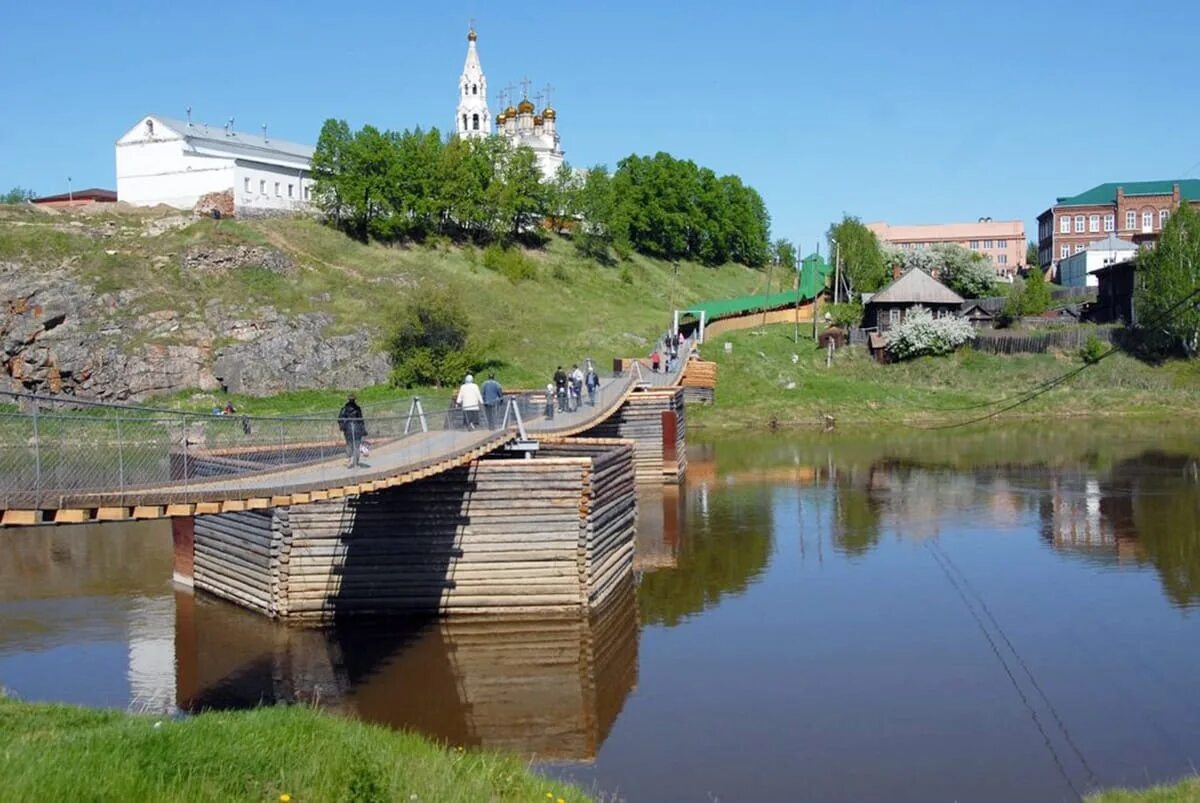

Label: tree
[772,238,797,272]
[1,187,35,204]
[933,244,997,298]
[546,163,580,233]
[827,216,887,295]
[495,146,548,241]
[884,306,976,359]
[1135,203,1200,357]
[387,287,481,387]
[310,119,353,227]
[1021,266,1052,315]
[1026,241,1039,268]
[575,165,615,261]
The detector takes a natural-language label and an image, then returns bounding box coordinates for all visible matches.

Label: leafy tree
[1026,241,1039,268]
[772,238,797,271]
[387,287,480,387]
[827,216,887,295]
[1021,266,1052,315]
[310,119,353,227]
[495,146,548,241]
[934,244,997,298]
[574,166,615,262]
[1135,202,1200,357]
[884,306,976,359]
[1,187,35,204]
[546,163,580,233]
[998,277,1025,327]
[825,301,864,328]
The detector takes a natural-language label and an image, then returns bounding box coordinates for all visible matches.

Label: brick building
[866,219,1026,282]
[1036,180,1200,273]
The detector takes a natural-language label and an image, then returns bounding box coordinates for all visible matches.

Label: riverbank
[0,695,589,802]
[688,325,1200,431]
[1088,777,1200,801]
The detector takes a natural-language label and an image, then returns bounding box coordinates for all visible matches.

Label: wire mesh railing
[0,334,694,510]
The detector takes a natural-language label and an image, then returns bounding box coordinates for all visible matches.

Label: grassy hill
[0,204,765,411]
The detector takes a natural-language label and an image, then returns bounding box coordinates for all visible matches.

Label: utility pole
[813,243,820,342]
[833,238,842,305]
[761,256,774,329]
[794,257,801,344]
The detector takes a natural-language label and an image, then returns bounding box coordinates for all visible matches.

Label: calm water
[3,421,1200,801]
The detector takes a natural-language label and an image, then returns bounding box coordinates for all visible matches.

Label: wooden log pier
[188,438,638,622]
[579,388,687,484]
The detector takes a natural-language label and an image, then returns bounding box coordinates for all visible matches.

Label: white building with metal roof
[116,114,314,214]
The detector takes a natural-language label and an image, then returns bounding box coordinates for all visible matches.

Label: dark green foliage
[1,187,36,204]
[1080,335,1107,364]
[387,288,479,387]
[827,216,888,294]
[311,120,774,268]
[1027,241,1039,268]
[772,238,797,271]
[1135,203,1200,357]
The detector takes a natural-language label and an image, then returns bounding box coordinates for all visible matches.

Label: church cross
[542,83,555,107]
[520,76,532,99]
[468,16,476,31]
[533,92,544,109]
[503,82,516,107]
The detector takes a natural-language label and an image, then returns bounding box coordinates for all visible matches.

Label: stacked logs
[581,389,687,484]
[190,439,638,623]
[193,509,283,616]
[681,359,717,404]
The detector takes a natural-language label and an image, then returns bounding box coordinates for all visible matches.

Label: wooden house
[1093,259,1138,325]
[864,268,965,332]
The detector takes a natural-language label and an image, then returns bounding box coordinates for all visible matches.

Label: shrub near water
[885,306,976,359]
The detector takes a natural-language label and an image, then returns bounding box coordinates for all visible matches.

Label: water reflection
[175,577,639,762]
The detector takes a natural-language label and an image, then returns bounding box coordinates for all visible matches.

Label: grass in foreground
[0,696,589,803]
[1087,777,1200,802]
[690,324,1200,430]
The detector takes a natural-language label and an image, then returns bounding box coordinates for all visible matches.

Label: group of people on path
[546,363,600,419]
[454,372,505,430]
[650,330,687,373]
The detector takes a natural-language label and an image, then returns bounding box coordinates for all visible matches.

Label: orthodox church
[455,27,564,180]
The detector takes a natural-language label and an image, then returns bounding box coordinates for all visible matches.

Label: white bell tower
[455,25,491,139]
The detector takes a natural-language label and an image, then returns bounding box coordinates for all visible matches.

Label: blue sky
[2,1,1198,250]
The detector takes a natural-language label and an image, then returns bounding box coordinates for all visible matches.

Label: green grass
[2,207,767,410]
[690,324,1200,430]
[1087,777,1200,802]
[0,695,590,803]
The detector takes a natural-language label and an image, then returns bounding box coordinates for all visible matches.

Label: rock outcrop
[0,260,390,401]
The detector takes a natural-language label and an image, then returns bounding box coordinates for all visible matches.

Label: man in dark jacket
[553,366,568,412]
[338,395,367,468]
[481,373,504,429]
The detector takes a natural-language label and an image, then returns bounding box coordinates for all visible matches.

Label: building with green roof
[1036,180,1200,272]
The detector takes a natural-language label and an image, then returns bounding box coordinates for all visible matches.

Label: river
[2,420,1199,802]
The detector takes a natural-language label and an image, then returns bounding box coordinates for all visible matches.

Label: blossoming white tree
[884,306,976,359]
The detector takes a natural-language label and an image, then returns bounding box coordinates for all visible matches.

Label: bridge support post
[580,388,687,484]
[171,516,195,587]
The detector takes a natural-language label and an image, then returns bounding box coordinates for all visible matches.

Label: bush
[482,245,537,283]
[825,301,863,329]
[1080,335,1107,364]
[618,265,634,286]
[387,287,484,387]
[884,306,976,359]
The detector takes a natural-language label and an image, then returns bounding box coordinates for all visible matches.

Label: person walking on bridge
[481,372,504,429]
[553,366,568,412]
[585,365,600,406]
[456,374,484,430]
[338,395,367,468]
[570,364,585,412]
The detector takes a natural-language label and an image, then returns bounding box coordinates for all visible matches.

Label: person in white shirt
[456,374,484,430]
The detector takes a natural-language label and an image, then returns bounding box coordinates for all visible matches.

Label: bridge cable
[924,541,1085,801]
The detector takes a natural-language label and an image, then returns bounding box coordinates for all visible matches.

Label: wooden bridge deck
[0,352,692,527]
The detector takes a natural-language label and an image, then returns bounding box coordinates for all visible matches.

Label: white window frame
[1061,244,1070,259]
[274,182,281,197]
[1060,216,1071,234]
[1088,214,1100,233]
[1074,215,1085,233]
[303,185,311,201]
[1126,211,1137,230]
[288,183,294,198]
[1075,243,1085,254]
[1160,209,1169,227]
[244,177,251,193]
[1142,211,1154,231]
[259,180,266,195]
[1103,214,1114,232]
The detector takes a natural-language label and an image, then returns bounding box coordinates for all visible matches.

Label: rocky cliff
[0,210,391,401]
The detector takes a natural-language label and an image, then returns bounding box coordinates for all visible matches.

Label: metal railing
[0,334,693,510]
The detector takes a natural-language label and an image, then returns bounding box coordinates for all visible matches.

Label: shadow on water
[175,575,640,761]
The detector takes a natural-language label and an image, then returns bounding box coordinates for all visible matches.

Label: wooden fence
[971,326,1116,355]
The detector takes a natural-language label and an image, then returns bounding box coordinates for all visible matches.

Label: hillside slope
[0,204,764,401]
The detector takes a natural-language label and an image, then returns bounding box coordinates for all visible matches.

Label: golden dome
[467,29,477,42]
[495,113,506,125]
[517,98,535,114]
[542,107,557,120]
[504,105,517,118]
[533,115,544,126]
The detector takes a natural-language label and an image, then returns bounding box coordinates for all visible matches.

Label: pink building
[866,219,1026,282]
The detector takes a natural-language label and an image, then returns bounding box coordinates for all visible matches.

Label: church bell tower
[456,26,491,139]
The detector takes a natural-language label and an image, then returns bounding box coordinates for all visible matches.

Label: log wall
[580,389,687,484]
[189,440,638,623]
